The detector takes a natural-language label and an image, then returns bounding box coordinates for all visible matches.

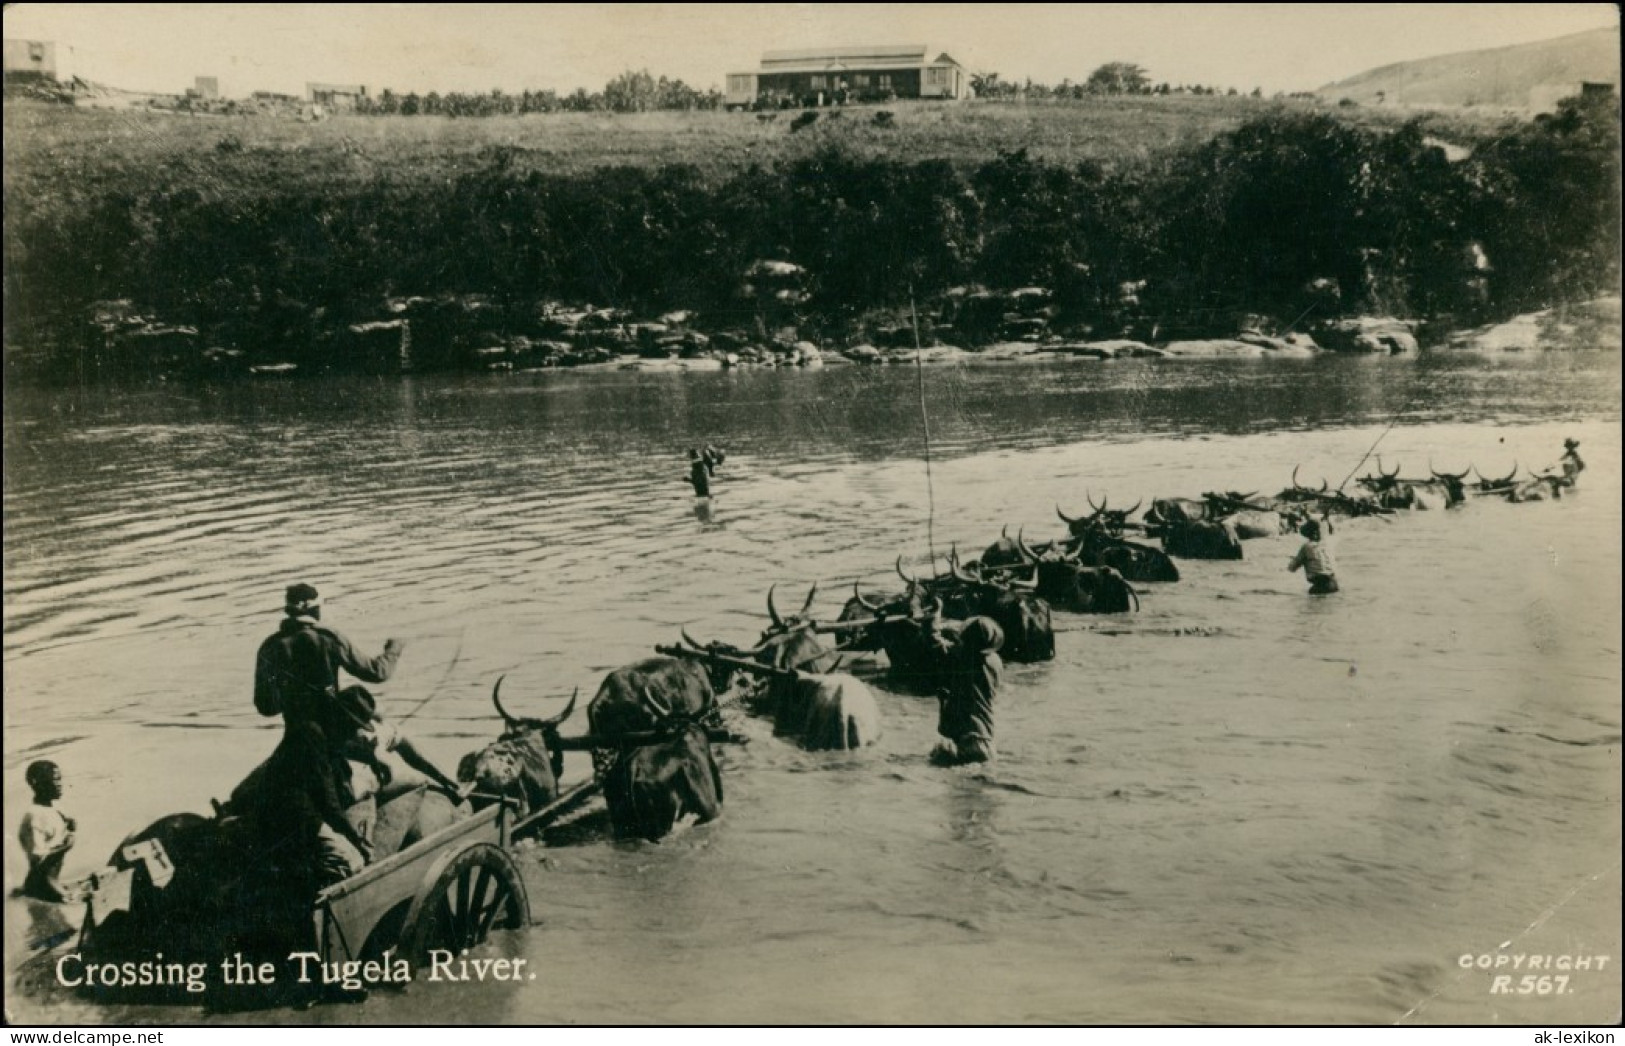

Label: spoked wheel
[400,843,530,964]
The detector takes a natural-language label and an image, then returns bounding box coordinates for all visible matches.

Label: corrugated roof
[761,44,927,66]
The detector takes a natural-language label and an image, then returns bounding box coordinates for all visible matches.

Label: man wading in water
[687,445,726,498]
[930,616,1004,766]
[1288,519,1339,595]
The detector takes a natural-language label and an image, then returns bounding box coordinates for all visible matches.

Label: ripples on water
[3,353,1620,1024]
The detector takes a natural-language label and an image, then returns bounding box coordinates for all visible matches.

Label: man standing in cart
[254,582,405,729]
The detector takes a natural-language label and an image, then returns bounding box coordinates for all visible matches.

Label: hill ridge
[1318,25,1619,108]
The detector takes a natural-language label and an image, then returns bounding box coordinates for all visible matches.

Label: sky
[4,3,1618,98]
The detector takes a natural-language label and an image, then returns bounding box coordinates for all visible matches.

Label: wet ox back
[773,672,881,750]
[588,657,714,738]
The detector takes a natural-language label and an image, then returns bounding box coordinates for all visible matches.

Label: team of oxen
[453,454,1580,842]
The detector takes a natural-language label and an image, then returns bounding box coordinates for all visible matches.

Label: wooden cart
[313,779,598,964]
[79,778,601,986]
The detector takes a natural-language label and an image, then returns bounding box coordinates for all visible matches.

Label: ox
[933,551,1056,663]
[1140,499,1244,561]
[772,670,881,750]
[680,583,842,704]
[1054,501,1181,582]
[1012,533,1139,613]
[456,678,578,821]
[587,659,724,842]
[1199,492,1299,537]
[1470,464,1522,498]
[1279,466,1397,521]
[1506,471,1568,503]
[846,576,958,693]
[1355,460,1468,510]
[664,642,880,751]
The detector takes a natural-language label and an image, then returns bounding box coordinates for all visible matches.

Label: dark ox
[1278,466,1395,521]
[1158,518,1243,560]
[456,678,578,820]
[1007,533,1140,613]
[845,577,957,693]
[1053,502,1181,582]
[587,659,723,842]
[1470,464,1522,498]
[935,551,1056,663]
[1140,498,1243,560]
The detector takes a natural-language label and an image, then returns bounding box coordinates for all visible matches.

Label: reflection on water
[2,353,1620,1024]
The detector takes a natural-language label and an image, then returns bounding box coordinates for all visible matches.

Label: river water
[3,352,1620,1025]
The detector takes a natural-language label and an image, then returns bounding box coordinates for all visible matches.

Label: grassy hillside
[5,93,1514,209]
[1320,26,1620,108]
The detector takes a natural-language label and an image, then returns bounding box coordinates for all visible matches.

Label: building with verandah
[725,45,970,109]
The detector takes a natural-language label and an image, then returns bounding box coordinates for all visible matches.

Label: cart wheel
[400,843,529,964]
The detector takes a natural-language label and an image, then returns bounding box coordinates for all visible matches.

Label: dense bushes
[4,97,1617,377]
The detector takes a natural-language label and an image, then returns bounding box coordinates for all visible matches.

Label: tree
[604,69,658,113]
[1085,62,1150,95]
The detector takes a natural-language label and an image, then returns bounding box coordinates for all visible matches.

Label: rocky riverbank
[32,287,1616,384]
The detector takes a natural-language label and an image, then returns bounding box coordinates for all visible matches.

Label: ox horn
[950,550,978,585]
[896,554,916,585]
[539,688,578,729]
[1056,504,1080,525]
[1291,464,1303,490]
[1430,460,1470,482]
[852,579,881,613]
[799,582,819,619]
[1379,457,1400,480]
[1086,491,1104,515]
[1122,497,1142,517]
[1009,567,1040,591]
[1016,528,1041,564]
[680,626,708,650]
[492,675,518,726]
[1499,462,1519,485]
[766,583,785,629]
[642,685,673,722]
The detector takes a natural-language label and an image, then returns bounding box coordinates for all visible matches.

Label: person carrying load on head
[1288,518,1339,595]
[254,583,404,729]
[687,448,715,498]
[930,616,1004,767]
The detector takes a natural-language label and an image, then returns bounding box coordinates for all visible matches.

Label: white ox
[771,671,882,751]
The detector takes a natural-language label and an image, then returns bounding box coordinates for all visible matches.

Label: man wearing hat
[254,582,404,729]
[1288,518,1339,595]
[1560,438,1585,484]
